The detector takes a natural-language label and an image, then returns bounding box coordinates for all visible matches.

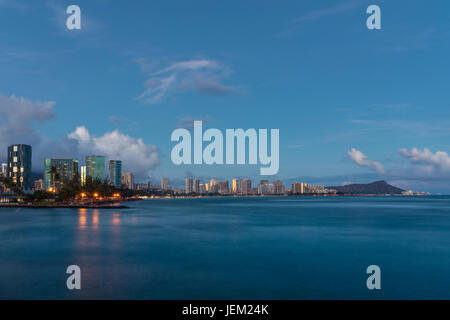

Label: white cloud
[136,59,235,104]
[68,126,160,177]
[347,148,385,174]
[398,148,450,172]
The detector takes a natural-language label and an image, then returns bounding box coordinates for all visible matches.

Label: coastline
[133,193,432,200]
[0,202,128,209]
[0,194,434,209]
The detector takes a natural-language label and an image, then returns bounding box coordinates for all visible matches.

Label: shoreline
[0,194,436,209]
[0,202,128,209]
[134,193,433,200]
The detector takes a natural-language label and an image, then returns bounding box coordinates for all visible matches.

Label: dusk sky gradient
[1,0,450,193]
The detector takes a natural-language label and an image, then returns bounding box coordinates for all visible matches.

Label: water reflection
[112,213,121,226]
[77,209,102,230]
[92,210,99,230]
[75,209,122,250]
[78,208,87,229]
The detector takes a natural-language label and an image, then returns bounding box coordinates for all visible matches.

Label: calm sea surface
[0,196,449,299]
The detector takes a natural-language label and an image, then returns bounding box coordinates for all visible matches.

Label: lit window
[13,157,18,162]
[13,167,18,173]
[20,167,24,173]
[13,146,18,152]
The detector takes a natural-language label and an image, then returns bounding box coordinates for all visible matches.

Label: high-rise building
[34,179,45,191]
[121,172,134,190]
[199,184,206,194]
[108,160,122,189]
[232,179,239,194]
[273,180,285,194]
[292,182,307,194]
[185,178,193,193]
[1,163,7,177]
[240,179,252,195]
[218,181,229,194]
[259,183,275,195]
[193,179,200,193]
[85,155,105,182]
[7,144,32,189]
[44,158,79,191]
[209,179,218,193]
[80,165,86,186]
[257,180,269,194]
[161,178,169,190]
[135,183,149,191]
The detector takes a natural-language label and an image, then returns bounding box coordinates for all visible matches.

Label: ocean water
[0,196,449,299]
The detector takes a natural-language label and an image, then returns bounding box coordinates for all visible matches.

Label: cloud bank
[398,148,450,172]
[0,93,55,151]
[0,93,159,179]
[68,126,159,177]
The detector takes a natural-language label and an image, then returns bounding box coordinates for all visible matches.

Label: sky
[1,0,450,193]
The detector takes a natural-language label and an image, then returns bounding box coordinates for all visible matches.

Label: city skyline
[0,141,437,196]
[0,1,450,193]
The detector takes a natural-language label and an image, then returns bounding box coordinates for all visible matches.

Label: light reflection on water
[92,210,99,229]
[112,212,121,227]
[77,209,122,230]
[76,209,122,250]
[78,208,87,229]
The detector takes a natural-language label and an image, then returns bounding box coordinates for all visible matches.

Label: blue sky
[1,0,450,193]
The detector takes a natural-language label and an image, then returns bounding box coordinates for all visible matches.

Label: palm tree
[0,177,22,195]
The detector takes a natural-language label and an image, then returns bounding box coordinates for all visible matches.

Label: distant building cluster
[0,144,145,193]
[181,177,337,196]
[401,190,431,196]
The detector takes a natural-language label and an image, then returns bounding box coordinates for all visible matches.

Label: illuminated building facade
[44,158,79,191]
[7,144,32,189]
[108,160,122,188]
[86,155,105,182]
[232,179,239,194]
[80,166,86,186]
[161,178,169,190]
[185,178,193,193]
